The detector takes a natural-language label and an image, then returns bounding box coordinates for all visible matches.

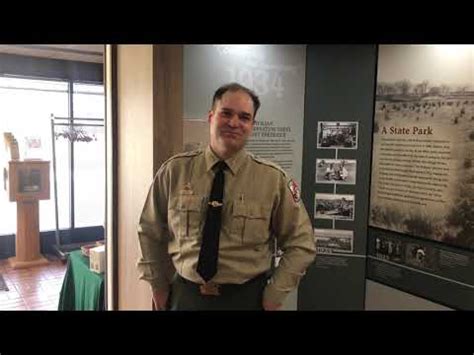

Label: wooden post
[9,199,48,268]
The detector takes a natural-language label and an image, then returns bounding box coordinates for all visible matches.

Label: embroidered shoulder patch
[287,179,301,203]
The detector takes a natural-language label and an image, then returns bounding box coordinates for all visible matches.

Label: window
[0,76,105,236]
[0,76,70,234]
[72,83,105,228]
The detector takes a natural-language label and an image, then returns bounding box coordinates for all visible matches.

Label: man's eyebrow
[220,107,252,117]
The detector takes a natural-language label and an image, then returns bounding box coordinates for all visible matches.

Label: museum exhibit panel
[366,45,474,310]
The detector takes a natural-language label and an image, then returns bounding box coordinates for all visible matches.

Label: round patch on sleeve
[287,179,301,203]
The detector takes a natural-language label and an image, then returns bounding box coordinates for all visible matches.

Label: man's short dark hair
[212,82,261,118]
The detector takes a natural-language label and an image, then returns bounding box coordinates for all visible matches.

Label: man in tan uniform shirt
[137,82,316,310]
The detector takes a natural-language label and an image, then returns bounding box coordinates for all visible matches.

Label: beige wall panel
[117,45,154,310]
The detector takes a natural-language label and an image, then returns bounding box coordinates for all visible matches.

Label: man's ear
[208,110,214,123]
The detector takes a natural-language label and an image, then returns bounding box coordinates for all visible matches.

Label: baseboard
[0,226,104,259]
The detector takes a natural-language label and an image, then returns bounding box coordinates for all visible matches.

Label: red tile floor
[0,259,67,310]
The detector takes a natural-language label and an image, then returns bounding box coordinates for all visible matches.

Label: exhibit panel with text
[368,45,474,309]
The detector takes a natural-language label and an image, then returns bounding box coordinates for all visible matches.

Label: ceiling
[0,45,104,63]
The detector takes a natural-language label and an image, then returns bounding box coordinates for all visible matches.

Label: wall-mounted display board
[184,45,306,185]
[183,45,307,310]
[298,45,377,310]
[368,45,474,310]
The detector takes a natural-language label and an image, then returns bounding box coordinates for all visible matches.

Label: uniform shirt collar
[205,145,248,176]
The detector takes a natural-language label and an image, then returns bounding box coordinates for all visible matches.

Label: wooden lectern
[7,160,50,269]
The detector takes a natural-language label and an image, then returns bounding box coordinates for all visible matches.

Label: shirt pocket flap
[233,202,268,219]
[247,203,268,219]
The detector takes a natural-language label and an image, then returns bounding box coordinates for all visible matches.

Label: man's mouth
[221,131,241,138]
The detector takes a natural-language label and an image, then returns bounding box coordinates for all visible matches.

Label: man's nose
[227,114,240,127]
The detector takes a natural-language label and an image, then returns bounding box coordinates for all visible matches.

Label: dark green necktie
[197,161,227,282]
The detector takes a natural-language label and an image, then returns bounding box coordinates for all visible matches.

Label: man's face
[208,90,255,157]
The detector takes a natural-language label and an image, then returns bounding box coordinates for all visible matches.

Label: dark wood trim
[11,45,103,57]
[152,45,184,173]
[0,53,103,83]
[111,44,119,311]
[0,226,104,259]
[104,44,119,310]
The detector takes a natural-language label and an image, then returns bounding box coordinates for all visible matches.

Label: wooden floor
[0,258,67,310]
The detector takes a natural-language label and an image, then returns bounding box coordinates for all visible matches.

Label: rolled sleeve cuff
[137,259,171,293]
[149,280,170,294]
[263,283,290,306]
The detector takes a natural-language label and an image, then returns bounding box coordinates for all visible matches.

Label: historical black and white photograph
[317,121,358,149]
[314,193,355,221]
[314,229,354,254]
[405,242,438,271]
[316,159,357,184]
[369,45,474,251]
[375,236,404,263]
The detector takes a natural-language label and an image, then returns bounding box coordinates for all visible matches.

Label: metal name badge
[208,200,223,208]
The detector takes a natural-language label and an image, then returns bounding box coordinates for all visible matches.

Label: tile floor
[0,258,67,310]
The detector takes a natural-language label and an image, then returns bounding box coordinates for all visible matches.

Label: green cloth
[58,250,104,311]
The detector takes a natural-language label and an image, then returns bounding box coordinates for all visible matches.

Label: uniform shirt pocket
[232,200,271,245]
[169,194,204,240]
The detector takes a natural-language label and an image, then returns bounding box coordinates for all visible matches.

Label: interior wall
[365,280,453,310]
[183,119,209,151]
[299,44,455,311]
[116,45,154,310]
[298,44,377,310]
[115,45,183,310]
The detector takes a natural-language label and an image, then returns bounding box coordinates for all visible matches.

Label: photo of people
[375,236,404,263]
[316,159,357,184]
[405,243,438,271]
[314,193,355,221]
[317,121,358,149]
[314,229,354,254]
